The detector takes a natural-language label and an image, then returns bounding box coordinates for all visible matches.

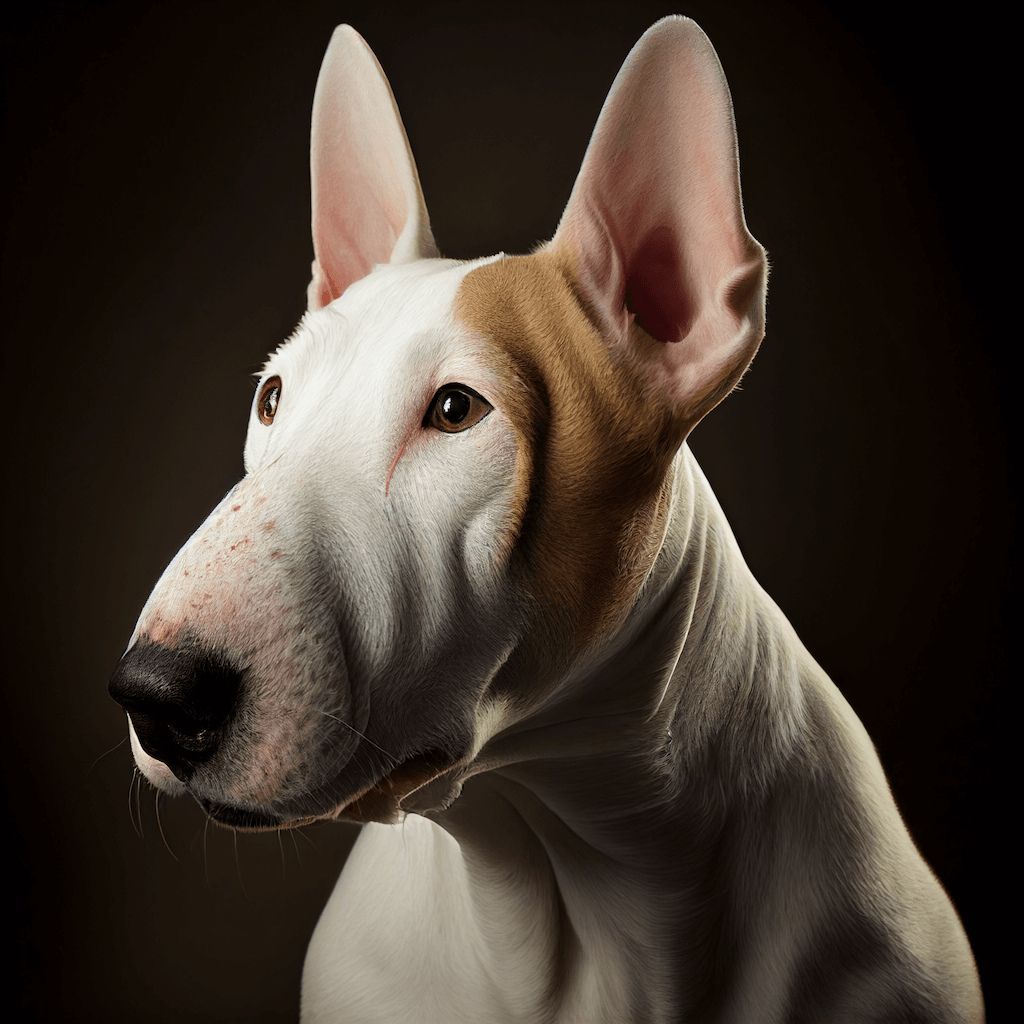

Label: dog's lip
[198,749,459,831]
[199,799,318,833]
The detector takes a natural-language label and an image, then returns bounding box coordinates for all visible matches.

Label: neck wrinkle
[430,446,815,1019]
[660,449,808,801]
[472,444,807,827]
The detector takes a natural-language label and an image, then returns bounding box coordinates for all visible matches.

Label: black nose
[108,643,241,780]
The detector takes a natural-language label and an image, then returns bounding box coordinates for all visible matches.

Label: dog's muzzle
[108,642,240,782]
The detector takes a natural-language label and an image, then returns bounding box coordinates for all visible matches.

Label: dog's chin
[199,799,318,832]
[335,770,465,825]
[194,750,467,832]
[130,723,467,830]
[331,750,467,825]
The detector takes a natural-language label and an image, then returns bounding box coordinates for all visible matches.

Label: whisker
[154,792,178,861]
[233,830,255,907]
[292,825,321,854]
[135,771,146,839]
[203,815,212,888]
[127,770,144,839]
[90,735,129,774]
[314,708,396,759]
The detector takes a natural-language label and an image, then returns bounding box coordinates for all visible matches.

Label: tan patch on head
[456,250,685,646]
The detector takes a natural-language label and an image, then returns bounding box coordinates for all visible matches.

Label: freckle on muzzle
[108,642,241,782]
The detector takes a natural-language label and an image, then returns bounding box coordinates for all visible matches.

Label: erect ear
[307,25,438,311]
[546,16,767,430]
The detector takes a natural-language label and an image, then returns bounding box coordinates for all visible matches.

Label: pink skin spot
[145,612,185,647]
[232,504,242,512]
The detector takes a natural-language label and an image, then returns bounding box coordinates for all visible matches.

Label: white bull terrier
[110,17,983,1023]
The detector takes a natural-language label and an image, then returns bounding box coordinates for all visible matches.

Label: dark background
[3,1,1009,1020]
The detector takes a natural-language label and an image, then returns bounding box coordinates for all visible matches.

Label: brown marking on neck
[456,249,685,648]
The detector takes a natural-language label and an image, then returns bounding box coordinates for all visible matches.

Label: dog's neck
[302,444,799,1019]
[410,445,820,1018]
[467,441,808,815]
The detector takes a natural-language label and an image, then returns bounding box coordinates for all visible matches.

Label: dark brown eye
[257,376,281,425]
[425,384,491,433]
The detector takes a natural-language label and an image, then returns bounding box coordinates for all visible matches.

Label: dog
[109,17,983,1023]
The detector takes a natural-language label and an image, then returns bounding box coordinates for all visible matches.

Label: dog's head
[109,18,765,829]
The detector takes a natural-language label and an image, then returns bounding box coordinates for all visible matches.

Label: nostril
[128,705,217,765]
[109,642,241,775]
[166,721,216,754]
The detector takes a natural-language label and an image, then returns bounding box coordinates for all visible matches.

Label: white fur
[112,18,983,1023]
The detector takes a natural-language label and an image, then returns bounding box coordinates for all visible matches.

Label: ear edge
[544,17,768,427]
[306,24,438,312]
[676,247,768,428]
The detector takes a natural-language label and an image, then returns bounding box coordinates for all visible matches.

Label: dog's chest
[300,816,658,1024]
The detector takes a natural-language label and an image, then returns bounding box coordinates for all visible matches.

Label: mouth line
[199,800,314,832]
[200,748,457,831]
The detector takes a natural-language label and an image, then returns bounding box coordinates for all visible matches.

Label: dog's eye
[257,376,282,426]
[425,384,492,433]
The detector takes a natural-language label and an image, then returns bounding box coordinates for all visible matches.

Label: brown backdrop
[4,1,1008,1020]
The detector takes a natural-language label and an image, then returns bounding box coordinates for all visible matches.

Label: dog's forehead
[337,256,487,322]
[268,255,504,378]
[260,256,524,411]
[247,253,516,477]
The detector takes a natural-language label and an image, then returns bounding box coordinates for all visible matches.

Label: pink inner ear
[307,25,437,310]
[623,226,694,345]
[310,137,407,307]
[548,17,766,420]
